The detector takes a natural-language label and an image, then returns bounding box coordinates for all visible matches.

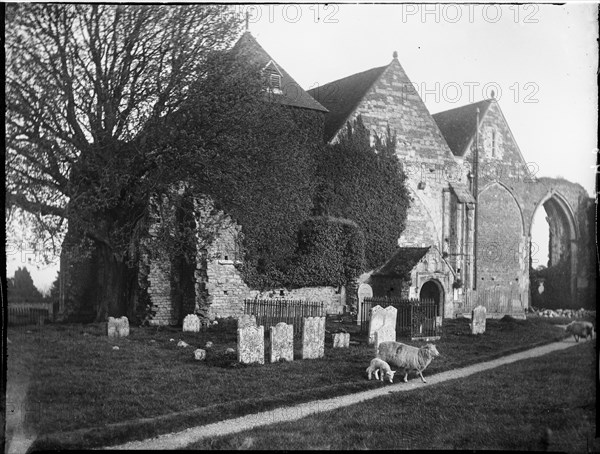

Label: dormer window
[263,60,283,94]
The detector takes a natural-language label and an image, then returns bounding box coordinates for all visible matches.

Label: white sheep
[366,358,396,383]
[565,321,595,342]
[377,341,440,383]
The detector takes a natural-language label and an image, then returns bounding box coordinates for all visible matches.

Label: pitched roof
[371,247,431,278]
[231,32,327,113]
[431,100,492,156]
[450,182,476,204]
[306,65,388,142]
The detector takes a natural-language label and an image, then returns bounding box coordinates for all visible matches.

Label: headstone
[302,316,326,359]
[205,341,213,349]
[183,314,201,333]
[237,325,265,365]
[108,316,129,338]
[357,284,373,326]
[471,305,486,334]
[374,326,395,349]
[368,305,397,344]
[270,322,294,362]
[194,349,207,361]
[177,340,190,348]
[225,347,236,355]
[332,332,350,348]
[237,314,257,330]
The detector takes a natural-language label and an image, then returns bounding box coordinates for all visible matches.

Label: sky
[6,2,598,291]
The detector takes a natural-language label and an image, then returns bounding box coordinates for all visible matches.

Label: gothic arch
[529,190,578,241]
[479,181,526,234]
[529,190,579,305]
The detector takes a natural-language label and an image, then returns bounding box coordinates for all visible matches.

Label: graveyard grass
[7,315,585,450]
[188,342,597,451]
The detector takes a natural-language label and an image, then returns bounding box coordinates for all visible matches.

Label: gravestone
[237,314,257,330]
[332,332,350,348]
[374,326,395,349]
[471,305,486,334]
[107,316,129,338]
[270,322,294,363]
[368,306,397,344]
[182,314,201,333]
[194,349,207,361]
[302,316,325,359]
[237,324,265,364]
[357,283,373,326]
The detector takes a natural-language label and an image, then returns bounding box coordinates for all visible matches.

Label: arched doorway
[419,279,444,315]
[529,192,578,308]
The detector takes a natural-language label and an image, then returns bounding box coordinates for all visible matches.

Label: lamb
[366,358,396,383]
[377,341,440,383]
[565,321,595,342]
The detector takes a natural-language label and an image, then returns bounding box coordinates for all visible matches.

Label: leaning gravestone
[270,322,294,363]
[182,314,201,333]
[107,316,129,338]
[357,283,373,326]
[237,324,265,365]
[368,306,397,344]
[471,305,486,334]
[302,316,325,359]
[332,332,350,348]
[374,326,395,349]
[237,314,257,330]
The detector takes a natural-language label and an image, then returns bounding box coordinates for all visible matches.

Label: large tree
[5,4,244,319]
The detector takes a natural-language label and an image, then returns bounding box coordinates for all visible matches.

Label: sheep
[377,341,440,383]
[366,358,396,383]
[565,321,595,342]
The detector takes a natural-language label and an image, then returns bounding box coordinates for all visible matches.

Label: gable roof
[306,65,388,142]
[371,247,431,278]
[431,100,492,156]
[231,32,327,113]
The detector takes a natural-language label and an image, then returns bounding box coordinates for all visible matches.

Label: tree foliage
[313,116,411,271]
[7,267,44,303]
[5,4,245,318]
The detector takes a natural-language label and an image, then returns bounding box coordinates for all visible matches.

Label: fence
[462,287,525,316]
[243,299,325,335]
[8,301,54,326]
[360,296,440,339]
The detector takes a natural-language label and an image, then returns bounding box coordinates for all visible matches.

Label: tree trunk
[60,226,138,323]
[94,242,138,322]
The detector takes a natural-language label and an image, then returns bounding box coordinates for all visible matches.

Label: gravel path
[104,339,585,450]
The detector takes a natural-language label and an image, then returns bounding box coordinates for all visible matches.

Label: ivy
[286,216,365,288]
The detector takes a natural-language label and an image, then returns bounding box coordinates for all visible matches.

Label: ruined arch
[529,190,578,306]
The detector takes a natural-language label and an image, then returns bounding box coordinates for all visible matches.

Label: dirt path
[103,338,587,450]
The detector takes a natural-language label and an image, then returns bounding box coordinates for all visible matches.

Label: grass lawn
[187,342,598,451]
[5,314,584,450]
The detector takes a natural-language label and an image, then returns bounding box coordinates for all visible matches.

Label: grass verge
[5,314,580,450]
[186,342,598,451]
